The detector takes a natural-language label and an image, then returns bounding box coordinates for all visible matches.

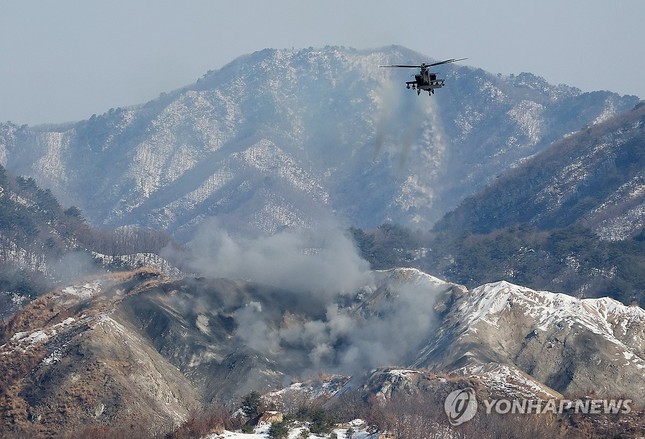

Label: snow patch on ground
[60,280,103,300]
[204,418,376,439]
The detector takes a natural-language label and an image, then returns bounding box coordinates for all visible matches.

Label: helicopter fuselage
[407,71,445,95]
[380,58,465,96]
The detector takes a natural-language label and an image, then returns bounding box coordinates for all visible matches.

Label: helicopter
[380,58,467,95]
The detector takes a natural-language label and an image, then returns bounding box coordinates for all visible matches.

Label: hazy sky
[1,0,643,125]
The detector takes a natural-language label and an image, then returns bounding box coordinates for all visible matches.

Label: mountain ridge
[436,102,645,237]
[1,46,639,239]
[0,45,644,437]
[0,163,181,323]
[1,267,642,437]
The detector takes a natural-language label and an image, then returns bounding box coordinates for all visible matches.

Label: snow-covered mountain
[1,267,643,436]
[0,46,639,238]
[413,278,645,401]
[0,163,180,321]
[0,270,201,437]
[436,102,645,239]
[1,45,643,437]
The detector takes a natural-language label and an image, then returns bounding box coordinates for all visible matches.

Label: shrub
[268,420,290,439]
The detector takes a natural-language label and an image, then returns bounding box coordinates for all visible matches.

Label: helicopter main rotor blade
[425,57,468,67]
[379,65,421,68]
[380,58,467,68]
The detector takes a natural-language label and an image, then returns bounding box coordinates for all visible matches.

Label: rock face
[0,270,201,437]
[0,46,638,238]
[1,268,643,437]
[413,279,645,402]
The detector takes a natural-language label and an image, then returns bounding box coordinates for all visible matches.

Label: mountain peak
[465,280,645,336]
[418,279,645,402]
[2,46,638,237]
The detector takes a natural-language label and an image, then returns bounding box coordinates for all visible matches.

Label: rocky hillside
[0,46,639,238]
[413,279,645,401]
[0,163,180,325]
[0,270,200,438]
[436,102,645,239]
[1,267,642,437]
[409,103,645,306]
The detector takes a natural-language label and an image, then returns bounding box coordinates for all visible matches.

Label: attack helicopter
[380,58,467,95]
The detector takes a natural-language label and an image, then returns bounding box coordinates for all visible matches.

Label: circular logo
[444,387,478,426]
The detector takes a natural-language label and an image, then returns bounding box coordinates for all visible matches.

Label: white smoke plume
[334,280,441,373]
[176,218,444,375]
[185,218,373,299]
[227,277,443,376]
[372,71,429,169]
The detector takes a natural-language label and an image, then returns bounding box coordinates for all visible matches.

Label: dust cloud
[180,219,443,375]
[185,218,372,299]
[372,73,430,170]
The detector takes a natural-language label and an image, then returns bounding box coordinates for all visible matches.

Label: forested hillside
[352,221,645,308]
[0,164,176,318]
[436,103,645,237]
[350,104,645,307]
